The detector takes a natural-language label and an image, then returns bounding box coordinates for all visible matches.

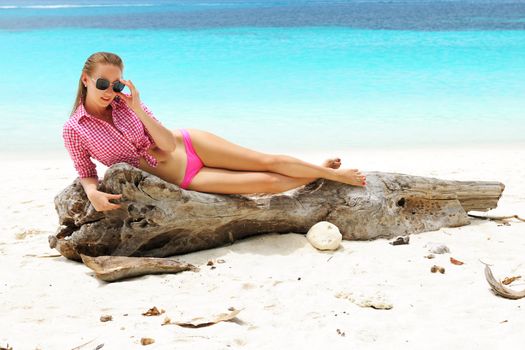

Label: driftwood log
[50,163,504,262]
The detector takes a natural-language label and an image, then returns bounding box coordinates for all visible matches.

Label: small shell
[430,265,445,274]
[100,314,113,322]
[425,242,450,254]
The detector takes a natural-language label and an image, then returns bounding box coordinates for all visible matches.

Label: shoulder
[63,118,77,134]
[62,112,85,143]
[62,123,82,148]
[64,103,85,129]
[63,114,81,135]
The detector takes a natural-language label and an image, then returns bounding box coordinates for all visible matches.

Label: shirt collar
[74,97,120,121]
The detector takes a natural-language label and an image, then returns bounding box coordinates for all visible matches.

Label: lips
[101,96,111,102]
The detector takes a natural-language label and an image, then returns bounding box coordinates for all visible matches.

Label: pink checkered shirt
[63,96,163,179]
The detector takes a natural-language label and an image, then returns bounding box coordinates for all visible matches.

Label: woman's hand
[117,79,142,113]
[88,190,123,212]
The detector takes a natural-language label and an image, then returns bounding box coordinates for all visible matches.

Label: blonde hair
[71,52,124,116]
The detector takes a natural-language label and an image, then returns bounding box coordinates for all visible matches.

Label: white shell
[425,242,450,254]
[306,221,342,251]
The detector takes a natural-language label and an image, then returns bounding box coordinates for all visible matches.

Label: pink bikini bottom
[179,128,204,190]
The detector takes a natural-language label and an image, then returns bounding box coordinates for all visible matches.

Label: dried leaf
[468,214,525,222]
[176,307,242,328]
[450,257,464,265]
[142,306,164,316]
[69,337,98,350]
[36,254,62,258]
[140,338,155,346]
[502,276,521,285]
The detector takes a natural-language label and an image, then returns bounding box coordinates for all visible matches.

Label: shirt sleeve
[63,126,98,179]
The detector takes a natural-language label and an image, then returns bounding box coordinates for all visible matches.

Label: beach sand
[1,144,524,349]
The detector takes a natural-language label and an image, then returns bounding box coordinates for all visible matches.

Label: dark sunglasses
[90,77,126,93]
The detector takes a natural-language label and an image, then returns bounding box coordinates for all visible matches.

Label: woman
[63,52,367,212]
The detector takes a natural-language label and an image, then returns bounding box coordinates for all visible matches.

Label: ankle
[325,168,339,181]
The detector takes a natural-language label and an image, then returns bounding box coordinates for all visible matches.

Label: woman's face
[82,63,122,108]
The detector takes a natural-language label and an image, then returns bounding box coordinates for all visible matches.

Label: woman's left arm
[118,79,176,152]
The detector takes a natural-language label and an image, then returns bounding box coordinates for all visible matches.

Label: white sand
[1,144,524,349]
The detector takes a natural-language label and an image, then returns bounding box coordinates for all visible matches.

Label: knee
[266,174,299,194]
[253,174,282,194]
[264,154,290,173]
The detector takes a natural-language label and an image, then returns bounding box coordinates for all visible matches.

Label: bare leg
[185,128,366,187]
[188,167,320,194]
[269,154,366,186]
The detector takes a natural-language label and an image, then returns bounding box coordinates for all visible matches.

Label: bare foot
[333,168,367,187]
[322,157,341,169]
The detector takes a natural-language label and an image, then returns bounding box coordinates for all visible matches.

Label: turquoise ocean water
[0,0,524,154]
